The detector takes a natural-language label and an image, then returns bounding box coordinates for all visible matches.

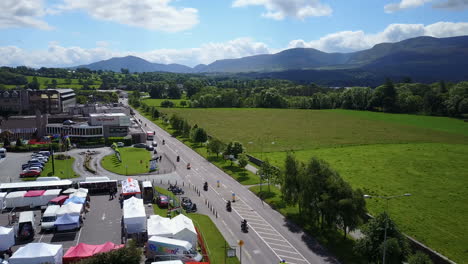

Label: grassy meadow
[153,107,468,262]
[142,98,189,108]
[101,147,152,175]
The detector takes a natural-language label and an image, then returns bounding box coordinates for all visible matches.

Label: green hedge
[6,143,60,152]
[105,137,132,146]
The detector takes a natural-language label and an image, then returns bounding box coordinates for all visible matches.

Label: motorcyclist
[203,181,208,191]
[226,201,232,211]
[176,155,180,162]
[241,219,248,232]
[162,139,165,145]
[187,163,191,169]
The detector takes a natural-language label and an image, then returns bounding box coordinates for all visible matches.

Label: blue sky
[1,0,468,67]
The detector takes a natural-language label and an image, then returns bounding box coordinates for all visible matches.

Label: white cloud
[0,0,53,30]
[2,22,468,68]
[385,0,468,12]
[56,0,199,32]
[287,22,468,52]
[0,38,272,68]
[232,0,332,20]
[433,0,468,10]
[384,0,432,13]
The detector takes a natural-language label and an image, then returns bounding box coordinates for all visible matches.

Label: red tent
[63,242,124,263]
[49,195,69,205]
[24,190,46,197]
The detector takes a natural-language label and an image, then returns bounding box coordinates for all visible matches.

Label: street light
[363,193,411,264]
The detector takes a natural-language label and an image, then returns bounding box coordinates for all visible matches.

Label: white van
[36,176,61,182]
[41,205,60,231]
[0,148,6,158]
[18,211,36,240]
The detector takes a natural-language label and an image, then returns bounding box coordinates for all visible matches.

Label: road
[128,99,338,264]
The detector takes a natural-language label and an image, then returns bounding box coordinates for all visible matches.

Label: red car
[20,170,41,178]
[156,195,169,208]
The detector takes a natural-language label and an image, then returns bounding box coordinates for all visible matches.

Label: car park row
[19,151,51,178]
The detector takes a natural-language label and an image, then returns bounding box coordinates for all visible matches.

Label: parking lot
[0,194,123,252]
[0,152,31,183]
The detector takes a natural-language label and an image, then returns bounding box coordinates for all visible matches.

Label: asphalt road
[128,99,338,264]
[0,152,32,183]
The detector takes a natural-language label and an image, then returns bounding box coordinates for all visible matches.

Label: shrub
[161,100,175,108]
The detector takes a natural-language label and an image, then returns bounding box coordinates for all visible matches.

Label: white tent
[40,189,61,205]
[171,214,198,247]
[9,243,63,264]
[0,192,6,209]
[5,191,27,208]
[0,226,15,251]
[146,214,197,248]
[123,196,146,234]
[56,202,83,217]
[147,215,172,237]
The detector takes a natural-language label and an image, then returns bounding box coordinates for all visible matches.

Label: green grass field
[22,155,79,181]
[101,147,152,175]
[142,98,189,108]
[153,107,468,263]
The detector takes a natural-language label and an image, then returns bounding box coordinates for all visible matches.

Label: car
[29,159,45,165]
[156,195,169,208]
[117,142,125,147]
[27,162,44,169]
[20,170,41,178]
[133,143,147,148]
[146,145,154,151]
[38,151,51,156]
[152,141,158,147]
[27,166,42,172]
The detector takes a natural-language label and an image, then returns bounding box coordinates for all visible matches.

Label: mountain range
[75,36,468,84]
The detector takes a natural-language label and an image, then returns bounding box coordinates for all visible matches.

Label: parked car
[17,211,36,241]
[29,159,45,165]
[20,170,41,178]
[133,143,147,148]
[146,145,154,151]
[27,162,44,169]
[117,142,125,147]
[156,195,169,208]
[38,151,51,156]
[27,166,43,172]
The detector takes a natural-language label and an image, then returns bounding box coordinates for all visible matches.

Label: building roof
[89,113,126,117]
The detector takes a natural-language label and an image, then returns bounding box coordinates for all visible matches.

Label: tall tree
[237,153,249,169]
[191,127,208,145]
[207,138,225,157]
[281,152,301,206]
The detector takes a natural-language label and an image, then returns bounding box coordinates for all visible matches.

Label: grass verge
[249,185,364,264]
[100,147,152,175]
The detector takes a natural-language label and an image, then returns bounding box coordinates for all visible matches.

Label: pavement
[0,194,123,255]
[0,152,32,183]
[127,99,339,264]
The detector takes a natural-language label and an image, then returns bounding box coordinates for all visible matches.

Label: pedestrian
[159,155,162,161]
[109,189,113,200]
[119,194,123,208]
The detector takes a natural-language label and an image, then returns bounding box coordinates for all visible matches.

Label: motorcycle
[187,163,191,170]
[176,155,180,162]
[203,182,208,191]
[241,220,248,233]
[226,201,232,212]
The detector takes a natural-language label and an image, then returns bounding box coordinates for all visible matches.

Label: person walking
[109,189,113,200]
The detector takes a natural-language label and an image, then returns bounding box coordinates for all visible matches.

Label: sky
[1,0,468,68]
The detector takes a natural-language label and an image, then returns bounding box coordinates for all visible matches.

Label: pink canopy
[63,242,124,263]
[24,190,46,197]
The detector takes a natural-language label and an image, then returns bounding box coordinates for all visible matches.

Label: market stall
[63,242,123,263]
[9,243,63,264]
[123,196,146,234]
[0,226,15,251]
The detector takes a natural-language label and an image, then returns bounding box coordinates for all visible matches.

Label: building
[89,113,130,137]
[28,89,76,114]
[0,111,48,139]
[0,90,30,113]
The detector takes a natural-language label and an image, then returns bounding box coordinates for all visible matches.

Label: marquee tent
[54,214,81,231]
[121,178,141,196]
[5,191,27,208]
[123,196,146,234]
[146,214,198,248]
[63,188,77,194]
[0,226,15,251]
[41,189,62,205]
[63,242,123,263]
[64,196,86,205]
[49,195,68,205]
[9,243,63,264]
[56,202,83,217]
[24,190,45,197]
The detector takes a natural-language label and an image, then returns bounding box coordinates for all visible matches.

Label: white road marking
[101,213,106,221]
[76,227,83,245]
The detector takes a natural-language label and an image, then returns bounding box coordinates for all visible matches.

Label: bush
[161,100,175,108]
[105,137,132,146]
[6,143,60,152]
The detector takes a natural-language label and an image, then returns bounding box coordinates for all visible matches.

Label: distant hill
[75,55,193,73]
[72,36,468,83]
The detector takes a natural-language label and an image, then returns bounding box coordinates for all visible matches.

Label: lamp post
[363,193,411,264]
